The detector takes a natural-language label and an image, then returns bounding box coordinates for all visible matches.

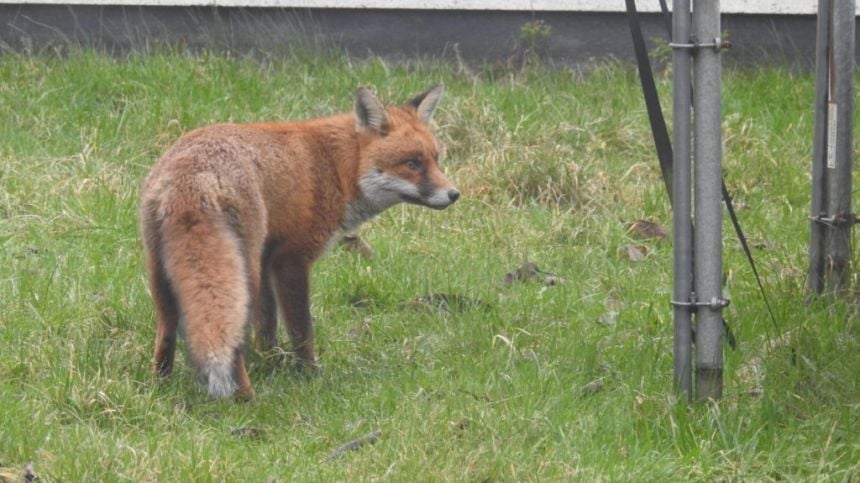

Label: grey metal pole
[808,0,831,295]
[693,0,724,401]
[672,0,693,401]
[825,0,854,292]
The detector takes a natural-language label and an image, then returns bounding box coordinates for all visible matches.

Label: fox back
[139,86,458,398]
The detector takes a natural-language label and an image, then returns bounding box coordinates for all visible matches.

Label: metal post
[807,0,831,295]
[825,0,855,292]
[672,0,693,401]
[693,0,723,401]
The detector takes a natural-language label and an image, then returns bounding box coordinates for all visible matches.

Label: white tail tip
[204,360,237,399]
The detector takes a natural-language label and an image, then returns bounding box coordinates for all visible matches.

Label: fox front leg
[255,266,279,354]
[271,255,318,369]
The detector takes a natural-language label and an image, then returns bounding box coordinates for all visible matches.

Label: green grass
[1,49,858,481]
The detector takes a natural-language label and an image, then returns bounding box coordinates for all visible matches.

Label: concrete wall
[0,4,850,68]
[0,0,851,14]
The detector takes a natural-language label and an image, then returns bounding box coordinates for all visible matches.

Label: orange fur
[139,86,457,398]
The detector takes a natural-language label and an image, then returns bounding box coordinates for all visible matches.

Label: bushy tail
[159,208,250,398]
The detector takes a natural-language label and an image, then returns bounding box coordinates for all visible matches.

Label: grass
[1,48,858,481]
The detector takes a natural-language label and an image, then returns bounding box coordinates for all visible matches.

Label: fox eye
[404,158,423,171]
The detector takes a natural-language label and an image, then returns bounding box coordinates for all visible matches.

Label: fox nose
[448,189,460,203]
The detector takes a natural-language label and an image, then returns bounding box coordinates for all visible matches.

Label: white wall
[0,0,848,15]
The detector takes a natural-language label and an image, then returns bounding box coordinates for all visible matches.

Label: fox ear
[355,87,389,134]
[410,85,444,124]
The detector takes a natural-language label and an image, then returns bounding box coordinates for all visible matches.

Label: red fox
[139,86,458,399]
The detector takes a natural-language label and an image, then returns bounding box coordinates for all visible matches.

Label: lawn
[1,49,858,481]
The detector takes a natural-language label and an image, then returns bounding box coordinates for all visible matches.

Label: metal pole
[825,0,854,292]
[672,0,693,401]
[693,0,723,401]
[808,0,831,295]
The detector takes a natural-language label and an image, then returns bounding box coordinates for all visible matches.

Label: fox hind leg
[234,230,264,399]
[232,347,254,400]
[149,253,181,377]
[141,212,181,378]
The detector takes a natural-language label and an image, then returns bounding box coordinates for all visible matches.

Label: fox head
[352,86,459,216]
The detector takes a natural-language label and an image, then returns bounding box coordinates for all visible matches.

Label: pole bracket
[670,36,732,52]
[671,292,730,310]
[809,212,859,227]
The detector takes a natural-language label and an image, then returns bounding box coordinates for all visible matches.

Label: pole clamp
[670,36,732,52]
[809,212,859,227]
[671,292,730,310]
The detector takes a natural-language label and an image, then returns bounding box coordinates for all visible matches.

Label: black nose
[448,189,461,202]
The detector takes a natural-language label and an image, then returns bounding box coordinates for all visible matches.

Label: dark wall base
[0,5,849,68]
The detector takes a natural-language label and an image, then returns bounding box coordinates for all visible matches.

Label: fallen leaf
[626,219,668,240]
[625,244,648,262]
[503,261,564,286]
[326,430,382,460]
[503,261,540,285]
[580,377,605,395]
[542,275,565,285]
[2,462,39,483]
